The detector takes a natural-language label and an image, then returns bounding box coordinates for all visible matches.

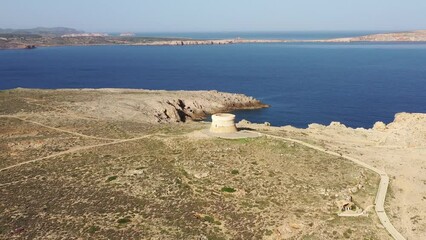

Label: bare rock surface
[3,88,267,124]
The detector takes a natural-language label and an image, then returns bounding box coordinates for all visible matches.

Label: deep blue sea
[1,33,426,128]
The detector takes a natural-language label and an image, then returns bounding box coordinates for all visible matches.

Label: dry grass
[0,90,390,239]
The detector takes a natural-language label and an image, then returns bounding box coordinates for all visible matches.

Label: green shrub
[106,176,118,182]
[117,218,131,224]
[203,215,215,223]
[221,187,236,193]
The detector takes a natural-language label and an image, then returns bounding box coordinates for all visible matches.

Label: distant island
[1,27,426,49]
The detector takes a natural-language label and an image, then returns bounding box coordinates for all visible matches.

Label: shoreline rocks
[4,88,268,124]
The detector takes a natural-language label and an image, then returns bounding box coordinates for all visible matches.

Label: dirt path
[259,132,406,240]
[0,115,121,141]
[0,115,160,172]
[0,115,406,239]
[0,134,156,173]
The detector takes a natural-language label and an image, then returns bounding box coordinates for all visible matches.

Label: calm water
[1,42,426,128]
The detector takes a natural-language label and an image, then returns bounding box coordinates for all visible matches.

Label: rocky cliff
[5,88,268,124]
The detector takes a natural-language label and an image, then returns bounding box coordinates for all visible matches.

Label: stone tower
[210,113,238,133]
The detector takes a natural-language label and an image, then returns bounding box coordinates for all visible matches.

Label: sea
[1,32,426,128]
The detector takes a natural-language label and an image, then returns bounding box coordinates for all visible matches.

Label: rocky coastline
[0,88,268,123]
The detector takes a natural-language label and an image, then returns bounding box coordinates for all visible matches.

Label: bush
[117,218,131,224]
[221,187,236,193]
[106,176,118,182]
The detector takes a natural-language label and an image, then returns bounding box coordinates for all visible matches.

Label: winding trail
[0,115,406,239]
[258,132,406,240]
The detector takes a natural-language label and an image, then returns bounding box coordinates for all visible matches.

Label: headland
[1,88,424,239]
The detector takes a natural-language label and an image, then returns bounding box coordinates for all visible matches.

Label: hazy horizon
[2,0,426,32]
[0,28,397,34]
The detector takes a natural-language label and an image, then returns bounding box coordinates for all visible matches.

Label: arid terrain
[0,89,402,239]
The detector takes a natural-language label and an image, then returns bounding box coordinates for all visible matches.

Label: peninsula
[1,28,426,49]
[1,88,424,239]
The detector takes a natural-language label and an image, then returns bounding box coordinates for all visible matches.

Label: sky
[1,0,426,32]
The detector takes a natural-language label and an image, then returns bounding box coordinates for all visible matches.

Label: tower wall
[210,113,238,133]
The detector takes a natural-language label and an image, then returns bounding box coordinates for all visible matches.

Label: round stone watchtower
[210,113,238,133]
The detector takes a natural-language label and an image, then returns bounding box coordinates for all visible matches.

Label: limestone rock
[238,119,251,125]
[328,121,346,128]
[66,89,268,124]
[308,123,325,130]
[373,121,387,131]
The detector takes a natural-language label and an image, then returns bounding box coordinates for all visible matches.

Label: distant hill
[0,27,83,36]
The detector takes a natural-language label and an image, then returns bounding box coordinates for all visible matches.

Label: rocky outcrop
[151,92,268,123]
[372,121,387,131]
[56,89,268,124]
[375,112,426,147]
[304,112,426,148]
[154,99,204,123]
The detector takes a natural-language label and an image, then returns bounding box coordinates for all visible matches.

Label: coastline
[3,39,426,50]
[0,88,269,123]
[2,30,426,50]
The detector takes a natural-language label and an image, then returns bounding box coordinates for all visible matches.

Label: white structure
[210,113,238,133]
[120,33,136,37]
[61,33,109,38]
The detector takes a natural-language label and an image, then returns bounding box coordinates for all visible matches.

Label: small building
[210,113,238,133]
[336,199,355,212]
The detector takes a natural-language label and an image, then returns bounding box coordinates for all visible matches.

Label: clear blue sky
[1,0,426,32]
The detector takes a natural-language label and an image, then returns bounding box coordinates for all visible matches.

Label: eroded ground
[0,90,391,239]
